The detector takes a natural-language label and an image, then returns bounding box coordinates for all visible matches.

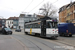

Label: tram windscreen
[50,22,58,28]
[46,22,58,28]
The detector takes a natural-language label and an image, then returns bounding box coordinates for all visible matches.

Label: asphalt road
[0,29,75,50]
[54,35,75,47]
[11,29,75,50]
[58,35,75,40]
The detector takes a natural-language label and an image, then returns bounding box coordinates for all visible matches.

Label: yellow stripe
[69,33,71,34]
[30,28,32,34]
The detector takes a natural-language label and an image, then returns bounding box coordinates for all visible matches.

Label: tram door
[41,20,46,37]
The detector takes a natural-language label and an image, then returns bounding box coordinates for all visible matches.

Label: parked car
[15,29,21,32]
[2,27,12,35]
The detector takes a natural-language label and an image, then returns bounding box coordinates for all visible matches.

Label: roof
[19,14,25,17]
[7,17,19,20]
[59,1,75,13]
[25,16,57,24]
[58,23,73,25]
[37,15,45,18]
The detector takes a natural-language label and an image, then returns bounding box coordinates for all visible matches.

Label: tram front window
[46,22,58,28]
[50,22,58,28]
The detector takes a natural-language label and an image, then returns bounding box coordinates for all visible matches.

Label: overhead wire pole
[28,0,44,13]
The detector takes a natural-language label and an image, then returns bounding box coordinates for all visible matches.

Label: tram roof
[25,16,57,23]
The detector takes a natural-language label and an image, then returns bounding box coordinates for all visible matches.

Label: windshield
[46,22,58,28]
[4,28,11,31]
[50,22,58,28]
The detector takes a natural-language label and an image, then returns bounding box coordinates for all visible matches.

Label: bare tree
[40,2,57,17]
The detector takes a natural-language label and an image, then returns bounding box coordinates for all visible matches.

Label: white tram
[24,17,58,38]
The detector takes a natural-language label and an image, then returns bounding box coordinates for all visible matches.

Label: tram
[24,17,58,38]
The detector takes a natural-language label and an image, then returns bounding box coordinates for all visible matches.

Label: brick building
[59,2,75,23]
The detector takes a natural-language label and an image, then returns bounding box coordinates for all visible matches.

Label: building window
[70,14,73,20]
[8,22,9,24]
[27,15,32,17]
[67,13,69,17]
[10,22,11,24]
[2,20,4,22]
[74,5,75,10]
[74,13,75,19]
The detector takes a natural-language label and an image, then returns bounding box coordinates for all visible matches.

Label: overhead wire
[52,0,58,4]
[22,0,33,12]
[28,0,44,13]
[22,0,58,14]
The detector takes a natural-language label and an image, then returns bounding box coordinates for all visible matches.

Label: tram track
[12,34,73,50]
[12,35,56,50]
[24,34,75,50]
[52,38,75,49]
[37,35,75,50]
[12,30,75,50]
[31,37,75,50]
[12,35,42,50]
[10,35,29,50]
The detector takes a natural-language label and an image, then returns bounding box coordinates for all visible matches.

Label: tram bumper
[46,34,59,38]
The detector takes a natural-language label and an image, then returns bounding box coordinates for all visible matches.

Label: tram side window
[25,23,41,28]
[28,25,30,28]
[25,25,30,28]
[33,23,36,28]
[37,23,41,28]
[32,24,34,28]
[25,25,27,28]
[34,23,38,28]
[33,23,40,28]
[30,24,33,28]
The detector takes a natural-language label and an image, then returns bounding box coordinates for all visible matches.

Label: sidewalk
[0,35,27,50]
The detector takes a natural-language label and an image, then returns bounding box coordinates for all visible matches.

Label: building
[37,15,45,19]
[6,19,13,28]
[13,19,18,29]
[19,14,38,29]
[2,19,6,28]
[6,17,18,29]
[59,2,75,23]
[0,19,6,28]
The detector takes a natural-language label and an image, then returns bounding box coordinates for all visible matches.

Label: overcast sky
[0,0,75,19]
